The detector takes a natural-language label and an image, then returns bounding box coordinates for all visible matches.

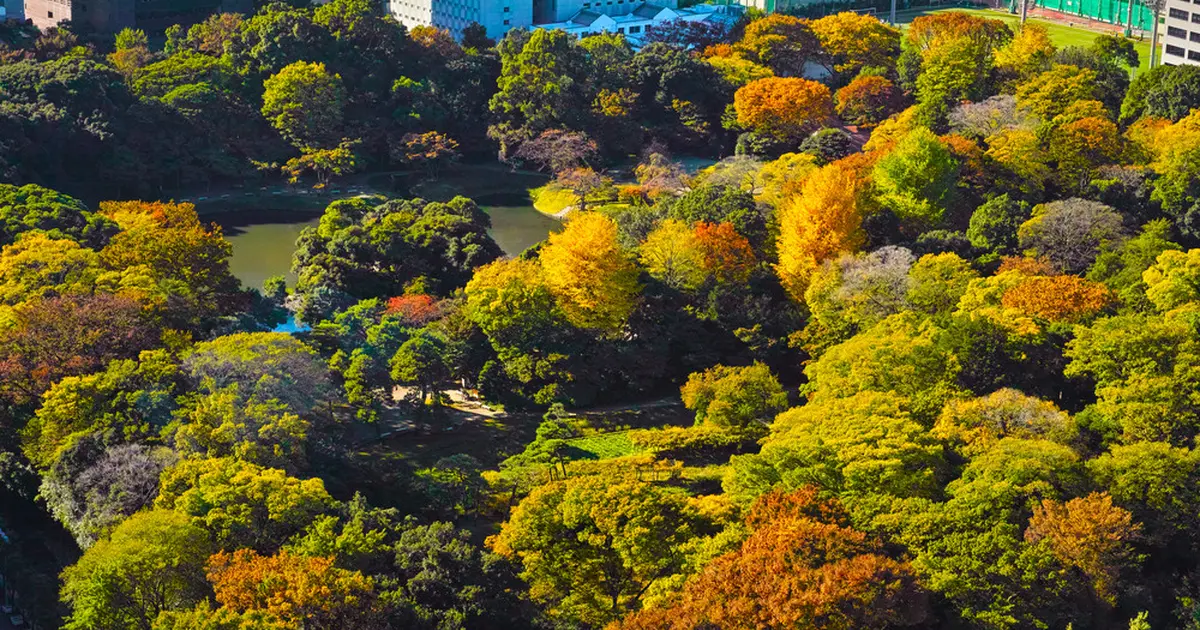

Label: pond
[211,183,560,292]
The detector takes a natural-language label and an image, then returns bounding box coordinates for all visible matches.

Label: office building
[1163,0,1200,66]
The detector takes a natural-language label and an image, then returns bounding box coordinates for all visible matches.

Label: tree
[734,15,822,78]
[1015,64,1098,121]
[1065,313,1200,444]
[61,509,211,630]
[206,549,379,629]
[183,332,334,418]
[810,12,901,81]
[391,330,450,406]
[489,29,588,157]
[511,129,597,174]
[1120,64,1200,123]
[733,77,833,142]
[170,387,309,472]
[281,140,362,189]
[292,195,501,322]
[639,218,707,290]
[666,184,767,250]
[693,221,756,284]
[680,363,787,429]
[619,488,929,629]
[994,24,1055,79]
[394,131,459,178]
[1048,116,1121,193]
[835,75,903,126]
[156,457,335,549]
[933,389,1073,456]
[804,313,960,423]
[1018,199,1127,274]
[490,476,697,627]
[775,160,867,300]
[41,443,178,548]
[967,194,1030,256]
[1000,275,1112,323]
[1025,493,1140,605]
[539,212,640,333]
[98,201,241,317]
[0,183,116,248]
[1143,248,1200,312]
[804,247,916,344]
[261,61,346,150]
[389,521,539,629]
[0,293,161,405]
[872,127,959,230]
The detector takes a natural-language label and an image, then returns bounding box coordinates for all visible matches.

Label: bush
[628,425,765,463]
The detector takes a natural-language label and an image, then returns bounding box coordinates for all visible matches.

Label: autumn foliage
[835,75,902,126]
[207,549,379,627]
[617,488,928,630]
[1001,275,1112,322]
[734,77,833,140]
[385,294,443,326]
[540,212,640,332]
[776,159,867,300]
[1026,493,1140,604]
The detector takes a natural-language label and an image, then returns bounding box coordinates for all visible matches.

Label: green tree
[390,329,450,406]
[491,476,697,626]
[261,61,346,150]
[873,127,959,230]
[679,363,787,429]
[156,456,335,549]
[61,509,211,630]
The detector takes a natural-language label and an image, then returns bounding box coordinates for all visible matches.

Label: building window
[629,24,640,32]
[503,18,509,23]
[617,26,624,32]
[1192,31,1200,42]
[47,10,53,17]
[503,5,509,10]
[1167,44,1186,56]
[1194,11,1200,23]
[1169,25,1188,38]
[1171,7,1189,18]
[1192,49,1200,60]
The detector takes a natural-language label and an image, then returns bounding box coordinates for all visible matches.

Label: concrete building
[25,0,133,33]
[1163,0,1200,66]
[389,0,532,40]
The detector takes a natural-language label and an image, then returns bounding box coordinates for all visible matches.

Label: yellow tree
[639,219,707,290]
[810,11,900,80]
[775,160,867,301]
[540,212,640,332]
[994,23,1056,79]
[734,77,833,141]
[1015,64,1098,121]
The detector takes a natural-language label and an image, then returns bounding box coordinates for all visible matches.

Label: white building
[389,0,531,40]
[387,0,737,44]
[1163,0,1200,66]
[537,2,740,46]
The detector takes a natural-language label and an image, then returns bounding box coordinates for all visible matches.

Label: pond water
[214,195,559,292]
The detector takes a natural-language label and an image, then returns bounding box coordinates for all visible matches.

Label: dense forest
[4,1,1200,629]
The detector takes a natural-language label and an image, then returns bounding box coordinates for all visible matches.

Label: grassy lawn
[530,184,578,215]
[564,432,643,460]
[894,6,1153,74]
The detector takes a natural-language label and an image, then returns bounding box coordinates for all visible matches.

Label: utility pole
[890,0,896,25]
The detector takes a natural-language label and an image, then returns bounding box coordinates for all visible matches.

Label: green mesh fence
[1032,0,1155,30]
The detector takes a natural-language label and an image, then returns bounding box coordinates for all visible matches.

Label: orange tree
[734,77,833,143]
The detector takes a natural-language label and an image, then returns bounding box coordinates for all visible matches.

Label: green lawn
[894,6,1153,74]
[564,432,643,460]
